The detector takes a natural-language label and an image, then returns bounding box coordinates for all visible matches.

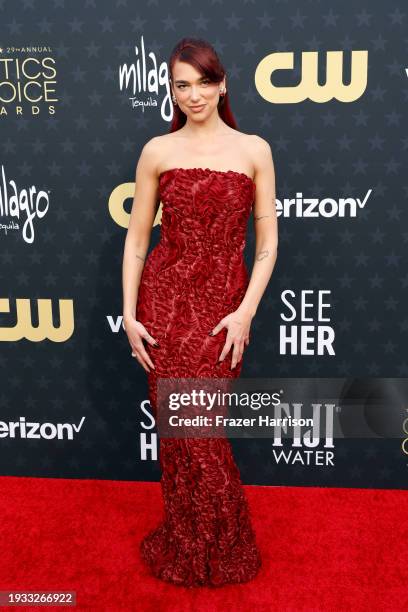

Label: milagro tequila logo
[0,45,57,116]
[118,35,172,120]
[0,164,50,243]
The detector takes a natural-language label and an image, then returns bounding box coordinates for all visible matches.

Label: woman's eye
[176,80,209,90]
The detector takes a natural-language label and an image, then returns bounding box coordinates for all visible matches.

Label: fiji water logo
[272,402,337,466]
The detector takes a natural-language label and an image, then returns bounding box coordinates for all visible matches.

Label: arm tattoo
[136,254,145,262]
[256,250,269,261]
[254,214,271,221]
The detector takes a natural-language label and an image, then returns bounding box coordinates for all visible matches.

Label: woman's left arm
[210,136,278,368]
[239,135,278,318]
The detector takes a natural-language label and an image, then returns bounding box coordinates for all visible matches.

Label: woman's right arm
[122,137,161,371]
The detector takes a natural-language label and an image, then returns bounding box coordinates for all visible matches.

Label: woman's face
[171,60,226,120]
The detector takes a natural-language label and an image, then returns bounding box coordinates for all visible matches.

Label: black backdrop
[0,0,407,489]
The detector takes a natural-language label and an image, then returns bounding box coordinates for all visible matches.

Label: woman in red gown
[122,37,278,587]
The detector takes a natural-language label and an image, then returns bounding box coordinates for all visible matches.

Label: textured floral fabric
[136,167,262,587]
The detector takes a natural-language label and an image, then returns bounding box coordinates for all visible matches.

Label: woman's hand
[209,307,253,369]
[123,315,158,373]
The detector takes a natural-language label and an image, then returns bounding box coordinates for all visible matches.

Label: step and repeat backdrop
[0,0,407,489]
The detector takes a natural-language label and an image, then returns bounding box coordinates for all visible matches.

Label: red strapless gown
[136,167,262,587]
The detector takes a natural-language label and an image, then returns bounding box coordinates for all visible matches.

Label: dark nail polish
[208,331,213,336]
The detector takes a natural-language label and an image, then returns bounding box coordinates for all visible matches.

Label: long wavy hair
[167,37,238,133]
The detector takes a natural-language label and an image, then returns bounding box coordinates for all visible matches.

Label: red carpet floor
[0,476,406,611]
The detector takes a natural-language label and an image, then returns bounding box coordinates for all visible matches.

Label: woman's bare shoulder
[245,133,273,168]
[138,134,177,177]
[142,133,175,153]
[235,131,272,156]
[244,132,271,149]
[141,133,180,165]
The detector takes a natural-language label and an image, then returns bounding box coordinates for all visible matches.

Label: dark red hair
[167,37,238,133]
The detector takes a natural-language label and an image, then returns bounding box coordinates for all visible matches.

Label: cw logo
[109,183,162,228]
[402,416,408,456]
[0,298,74,341]
[255,50,368,103]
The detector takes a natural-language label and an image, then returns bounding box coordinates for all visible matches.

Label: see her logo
[279,289,335,355]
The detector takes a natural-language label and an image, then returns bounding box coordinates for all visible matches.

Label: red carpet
[0,476,406,611]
